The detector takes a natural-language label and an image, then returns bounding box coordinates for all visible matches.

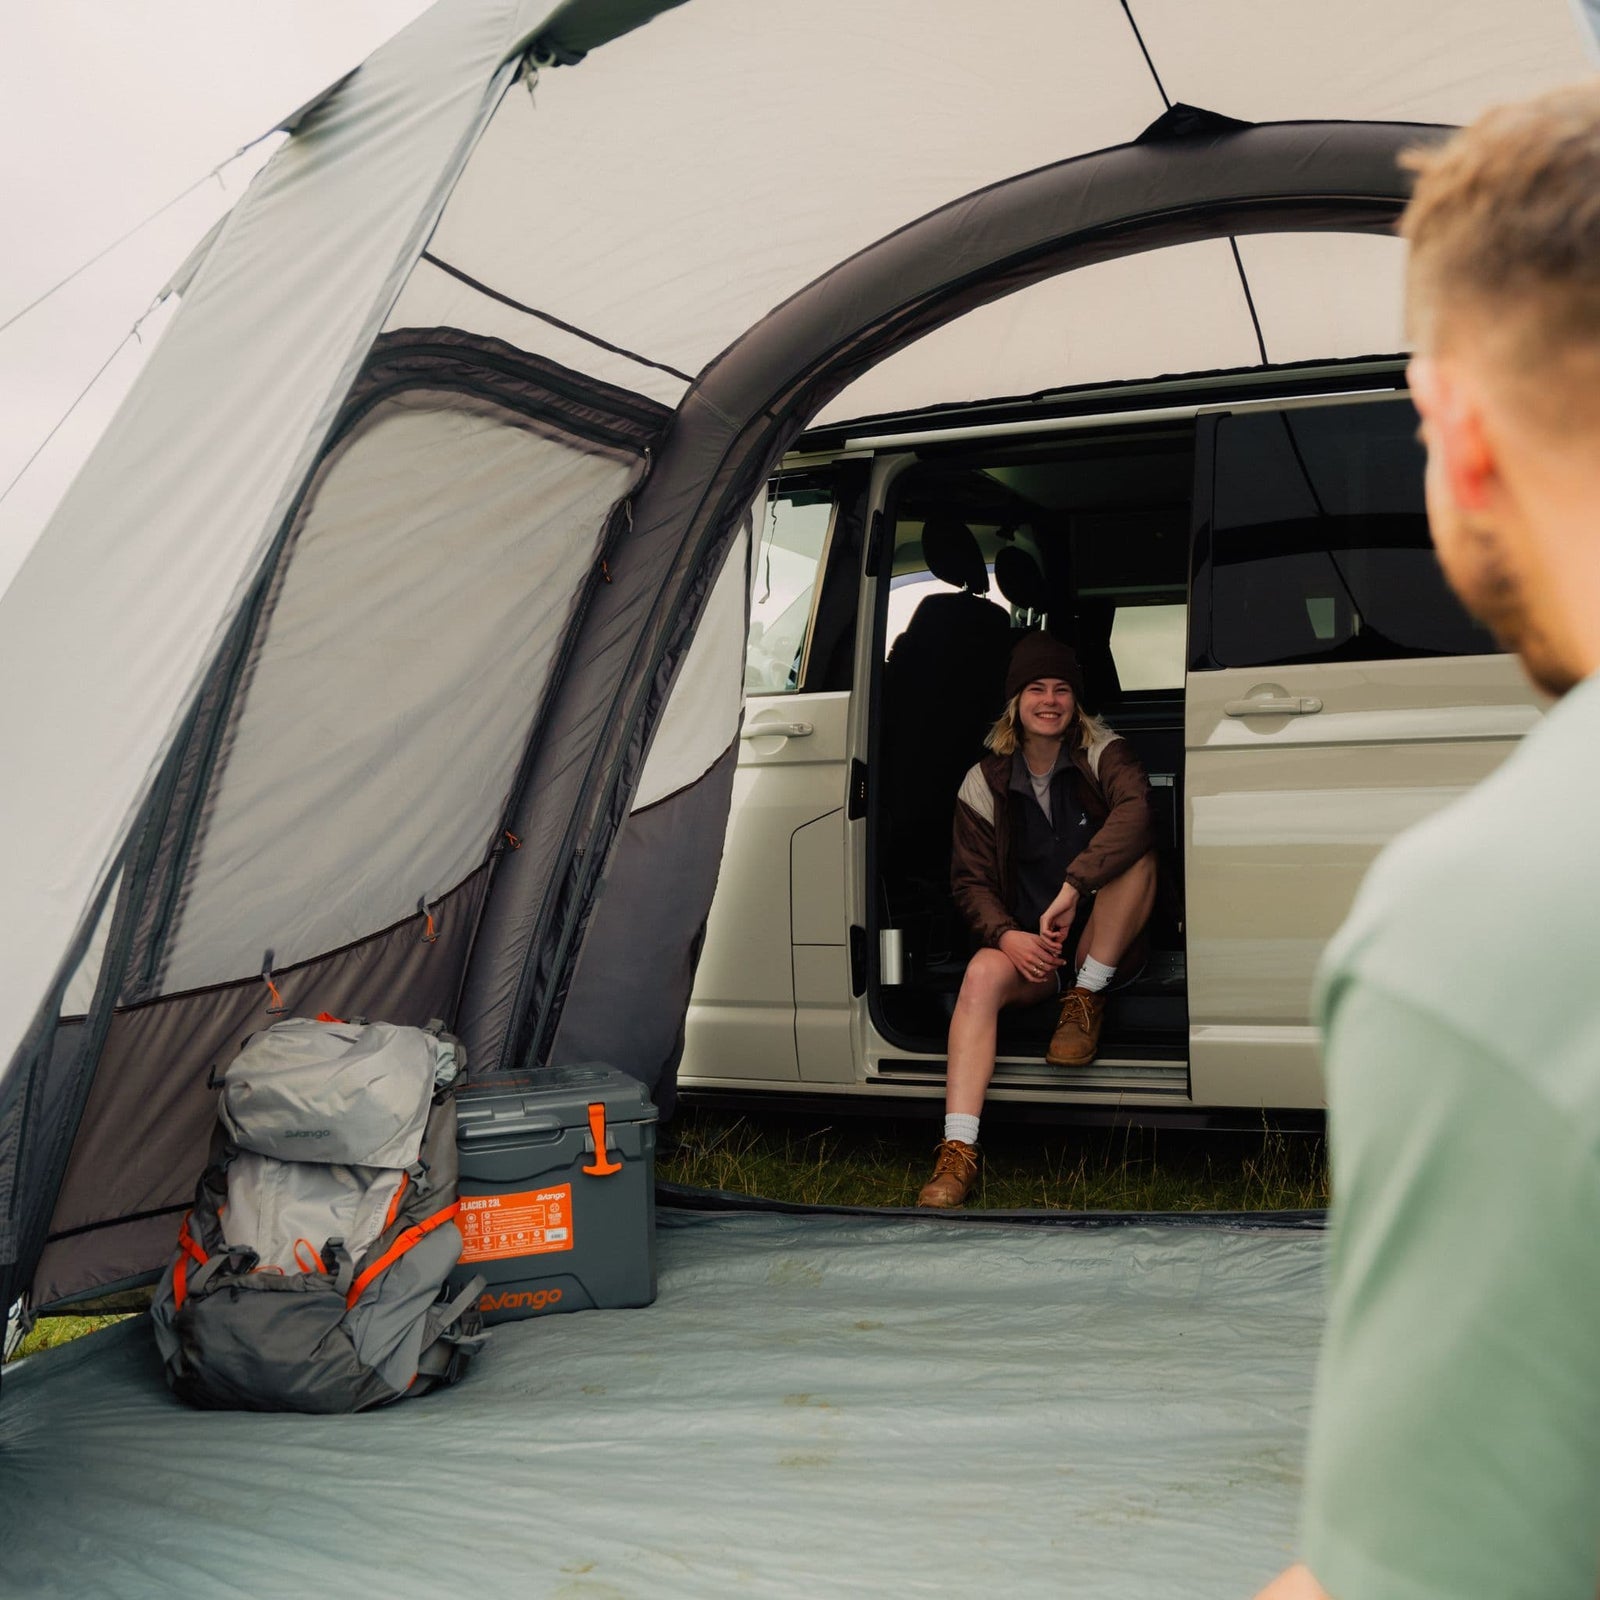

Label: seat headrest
[920,517,989,596]
[994,546,1048,613]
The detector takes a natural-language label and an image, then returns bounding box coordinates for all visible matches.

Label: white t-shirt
[1026,765,1053,822]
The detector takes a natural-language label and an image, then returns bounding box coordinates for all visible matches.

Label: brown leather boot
[917,1139,980,1208]
[1046,986,1107,1067]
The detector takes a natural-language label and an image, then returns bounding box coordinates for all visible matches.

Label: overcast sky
[0,1,434,594]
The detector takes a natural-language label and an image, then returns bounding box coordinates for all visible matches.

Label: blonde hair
[984,694,1112,758]
[1401,82,1600,417]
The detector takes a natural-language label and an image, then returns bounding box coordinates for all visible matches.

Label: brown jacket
[950,729,1157,948]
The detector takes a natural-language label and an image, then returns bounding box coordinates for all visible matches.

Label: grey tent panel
[1,1213,1322,1598]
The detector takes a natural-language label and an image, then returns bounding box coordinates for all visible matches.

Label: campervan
[679,362,1539,1112]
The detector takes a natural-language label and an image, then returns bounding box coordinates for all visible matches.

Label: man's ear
[1410,355,1495,512]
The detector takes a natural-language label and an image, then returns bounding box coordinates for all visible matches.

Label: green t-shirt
[1302,671,1600,1600]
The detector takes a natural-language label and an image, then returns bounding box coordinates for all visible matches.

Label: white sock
[1076,956,1117,994]
[944,1113,980,1146]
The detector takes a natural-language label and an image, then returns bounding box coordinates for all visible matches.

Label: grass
[659,1105,1328,1212]
[6,1314,130,1366]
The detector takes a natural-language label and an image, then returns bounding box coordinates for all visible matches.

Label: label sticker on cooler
[458,1185,574,1262]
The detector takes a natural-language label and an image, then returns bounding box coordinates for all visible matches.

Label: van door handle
[742,720,813,738]
[1224,696,1323,717]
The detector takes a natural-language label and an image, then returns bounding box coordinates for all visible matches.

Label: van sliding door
[678,463,867,1090]
[1184,394,1540,1108]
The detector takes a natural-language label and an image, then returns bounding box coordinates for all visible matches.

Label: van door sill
[871,1058,1189,1095]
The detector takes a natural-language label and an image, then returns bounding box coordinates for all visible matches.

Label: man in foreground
[1258,82,1600,1599]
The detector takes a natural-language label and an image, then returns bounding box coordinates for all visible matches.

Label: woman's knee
[957,949,1014,1006]
[1106,851,1158,898]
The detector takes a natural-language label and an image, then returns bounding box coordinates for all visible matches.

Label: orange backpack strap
[172,1213,209,1311]
[345,1201,461,1309]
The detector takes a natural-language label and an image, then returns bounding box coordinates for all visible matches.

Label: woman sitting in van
[918,632,1158,1208]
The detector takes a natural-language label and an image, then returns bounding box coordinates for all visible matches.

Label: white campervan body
[680,364,1540,1113]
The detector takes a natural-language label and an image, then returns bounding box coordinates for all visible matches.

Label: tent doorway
[869,425,1195,1086]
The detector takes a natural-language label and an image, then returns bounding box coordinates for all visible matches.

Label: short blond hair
[1401,82,1600,414]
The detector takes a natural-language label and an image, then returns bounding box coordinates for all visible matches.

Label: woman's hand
[999,929,1064,985]
[1039,881,1080,942]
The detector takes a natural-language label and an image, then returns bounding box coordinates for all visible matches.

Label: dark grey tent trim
[470,118,1437,1091]
[343,328,674,448]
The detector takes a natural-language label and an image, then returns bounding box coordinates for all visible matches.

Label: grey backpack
[151,1015,487,1411]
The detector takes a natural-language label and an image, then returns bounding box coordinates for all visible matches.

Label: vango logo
[479,1287,564,1313]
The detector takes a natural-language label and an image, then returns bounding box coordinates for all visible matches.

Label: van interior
[870,424,1196,1077]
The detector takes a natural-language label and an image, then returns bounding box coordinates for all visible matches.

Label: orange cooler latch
[582,1102,622,1177]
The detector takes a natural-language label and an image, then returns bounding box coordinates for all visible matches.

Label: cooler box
[448,1064,657,1324]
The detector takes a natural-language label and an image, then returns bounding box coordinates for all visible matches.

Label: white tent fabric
[816,240,1265,427]
[818,234,1409,427]
[417,1,1162,382]
[1135,0,1581,123]
[407,0,1582,425]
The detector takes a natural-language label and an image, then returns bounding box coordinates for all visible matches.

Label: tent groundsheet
[0,1209,1323,1598]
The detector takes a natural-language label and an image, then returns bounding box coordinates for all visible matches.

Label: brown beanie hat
[1004,632,1085,704]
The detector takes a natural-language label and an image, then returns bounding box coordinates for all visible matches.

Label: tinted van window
[1208,400,1495,668]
